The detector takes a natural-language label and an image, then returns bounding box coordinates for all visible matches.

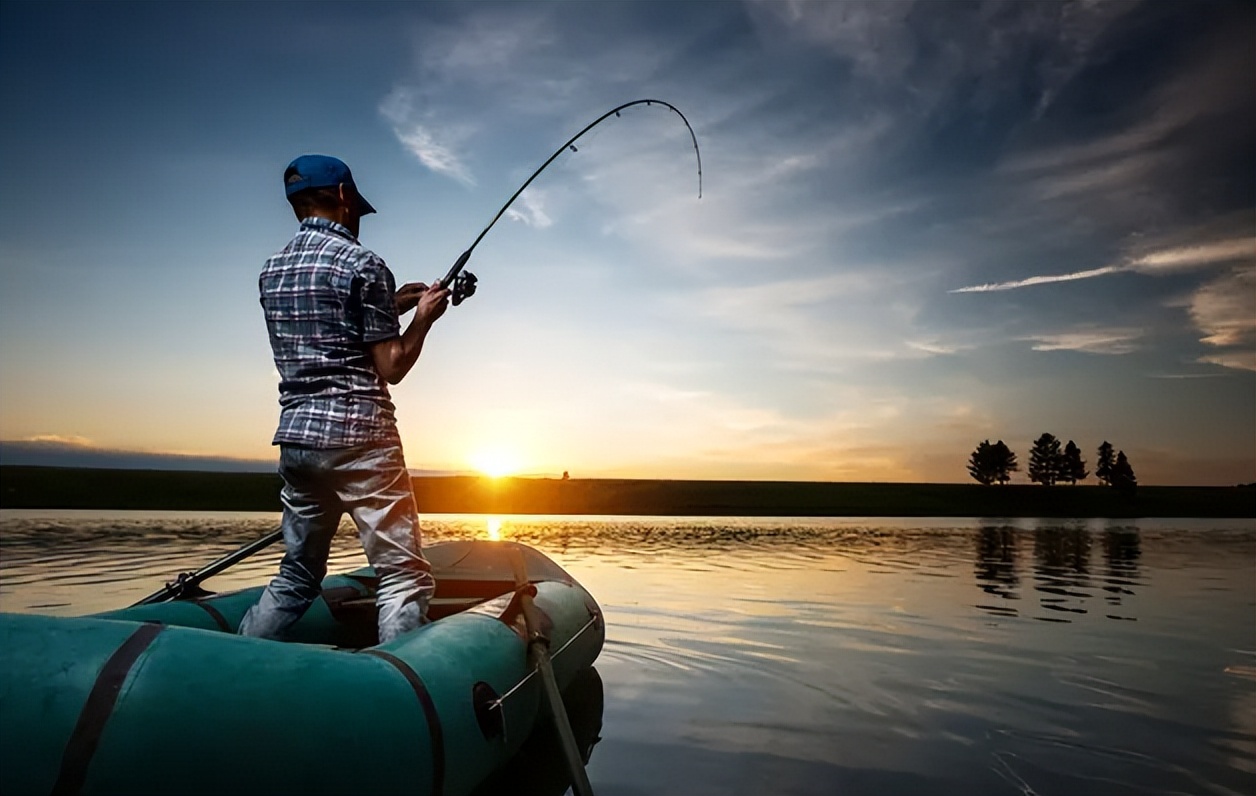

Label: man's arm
[370,282,451,385]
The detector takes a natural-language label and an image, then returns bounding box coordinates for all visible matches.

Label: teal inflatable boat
[0,540,604,796]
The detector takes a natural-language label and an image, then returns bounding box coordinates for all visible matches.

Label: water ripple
[2,511,1253,795]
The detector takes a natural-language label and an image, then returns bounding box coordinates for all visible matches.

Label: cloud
[1022,329,1143,355]
[378,87,475,186]
[951,234,1255,292]
[1129,238,1256,272]
[951,265,1122,293]
[0,438,277,472]
[504,191,552,229]
[747,0,916,78]
[1189,265,1256,371]
[747,0,1142,125]
[23,433,93,446]
[952,230,1254,370]
[1198,352,1255,371]
[906,340,964,356]
[1147,371,1228,379]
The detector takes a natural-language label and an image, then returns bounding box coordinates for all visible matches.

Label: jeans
[239,443,435,644]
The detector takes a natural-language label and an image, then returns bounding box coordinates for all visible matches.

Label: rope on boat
[490,614,600,708]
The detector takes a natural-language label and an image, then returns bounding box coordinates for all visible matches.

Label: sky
[0,1,1253,485]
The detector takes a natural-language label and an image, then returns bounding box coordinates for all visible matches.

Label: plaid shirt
[260,217,402,447]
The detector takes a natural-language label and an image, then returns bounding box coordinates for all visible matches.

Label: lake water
[1,511,1253,796]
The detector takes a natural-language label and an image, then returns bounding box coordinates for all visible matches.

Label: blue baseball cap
[283,154,377,215]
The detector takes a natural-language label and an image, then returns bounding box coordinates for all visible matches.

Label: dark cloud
[0,439,276,473]
[0,439,464,476]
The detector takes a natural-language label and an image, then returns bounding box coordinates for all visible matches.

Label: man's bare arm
[370,282,451,385]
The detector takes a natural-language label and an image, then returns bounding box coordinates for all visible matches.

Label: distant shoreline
[1,466,1252,518]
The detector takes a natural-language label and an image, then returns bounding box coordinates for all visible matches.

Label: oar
[131,528,284,606]
[508,546,596,796]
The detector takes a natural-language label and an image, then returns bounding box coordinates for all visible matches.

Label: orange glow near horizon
[468,447,522,479]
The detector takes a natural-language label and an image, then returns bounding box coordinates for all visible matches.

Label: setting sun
[469,448,520,479]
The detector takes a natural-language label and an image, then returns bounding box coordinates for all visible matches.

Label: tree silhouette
[1095,441,1115,486]
[1110,450,1137,494]
[1028,433,1064,486]
[968,439,1018,485]
[968,441,997,485]
[991,440,1018,484]
[1061,440,1088,485]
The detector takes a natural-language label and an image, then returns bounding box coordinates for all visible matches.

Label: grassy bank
[1,466,1252,518]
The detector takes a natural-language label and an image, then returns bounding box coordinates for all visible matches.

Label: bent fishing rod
[438,98,703,306]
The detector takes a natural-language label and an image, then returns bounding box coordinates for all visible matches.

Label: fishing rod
[438,98,703,307]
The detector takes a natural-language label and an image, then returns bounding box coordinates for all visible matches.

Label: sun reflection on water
[485,516,503,541]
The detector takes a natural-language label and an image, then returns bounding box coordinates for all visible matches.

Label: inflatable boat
[0,540,604,796]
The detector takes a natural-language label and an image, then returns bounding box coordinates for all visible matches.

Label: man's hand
[370,280,451,385]
[395,282,429,315]
[415,281,451,327]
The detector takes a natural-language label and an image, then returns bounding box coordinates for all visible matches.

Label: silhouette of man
[240,154,450,643]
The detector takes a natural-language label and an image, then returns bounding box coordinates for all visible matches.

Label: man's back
[260,216,401,448]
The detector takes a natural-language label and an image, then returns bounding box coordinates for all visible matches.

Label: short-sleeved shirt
[260,217,401,448]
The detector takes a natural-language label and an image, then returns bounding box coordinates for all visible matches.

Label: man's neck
[305,208,359,239]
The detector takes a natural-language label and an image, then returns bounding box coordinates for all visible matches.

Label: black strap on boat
[193,601,231,632]
[51,622,165,796]
[360,649,446,796]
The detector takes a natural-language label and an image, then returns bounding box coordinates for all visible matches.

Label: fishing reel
[451,270,477,306]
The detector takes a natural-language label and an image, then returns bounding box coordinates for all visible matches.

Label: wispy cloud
[379,87,475,186]
[1023,329,1143,355]
[1199,352,1256,372]
[951,265,1122,293]
[504,191,552,229]
[951,235,1255,293]
[23,433,92,446]
[1190,265,1256,371]
[1129,238,1255,272]
[1148,372,1228,379]
[906,340,964,356]
[0,438,279,472]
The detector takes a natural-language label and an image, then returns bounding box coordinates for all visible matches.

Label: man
[240,154,450,644]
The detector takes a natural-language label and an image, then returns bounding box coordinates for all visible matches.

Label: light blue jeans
[239,443,435,644]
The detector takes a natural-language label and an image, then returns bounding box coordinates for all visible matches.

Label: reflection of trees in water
[1035,525,1092,575]
[974,526,1020,618]
[1101,527,1142,621]
[1103,528,1141,573]
[1032,525,1092,621]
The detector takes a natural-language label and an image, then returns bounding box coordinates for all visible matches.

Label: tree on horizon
[1061,440,1088,485]
[1028,433,1064,486]
[1111,450,1137,494]
[992,440,1017,484]
[1095,441,1115,486]
[968,439,1018,485]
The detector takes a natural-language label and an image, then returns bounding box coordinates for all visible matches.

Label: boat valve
[473,681,506,741]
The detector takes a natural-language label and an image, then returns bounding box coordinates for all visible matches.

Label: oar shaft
[508,545,596,796]
[530,632,596,796]
[132,528,284,606]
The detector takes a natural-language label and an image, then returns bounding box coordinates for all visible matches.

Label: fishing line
[437,99,703,304]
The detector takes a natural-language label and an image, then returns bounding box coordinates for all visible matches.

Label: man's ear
[335,183,357,225]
